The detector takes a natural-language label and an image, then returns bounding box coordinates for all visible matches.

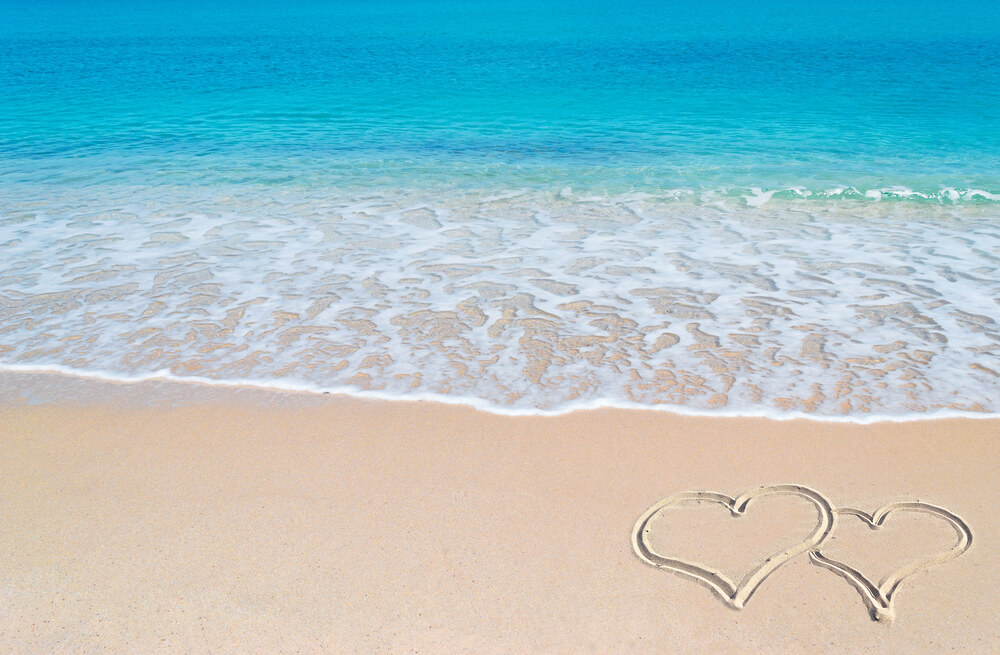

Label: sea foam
[1,186,998,419]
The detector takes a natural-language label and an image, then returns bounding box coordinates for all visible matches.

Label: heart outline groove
[631,484,835,609]
[808,502,973,622]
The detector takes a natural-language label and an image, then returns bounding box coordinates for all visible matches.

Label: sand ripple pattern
[1,188,998,415]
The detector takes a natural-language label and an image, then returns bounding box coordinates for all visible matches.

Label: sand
[1,370,998,653]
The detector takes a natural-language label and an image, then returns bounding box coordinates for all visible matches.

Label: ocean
[1,0,998,418]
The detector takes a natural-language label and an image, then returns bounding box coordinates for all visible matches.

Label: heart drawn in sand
[631,484,835,609]
[808,502,972,622]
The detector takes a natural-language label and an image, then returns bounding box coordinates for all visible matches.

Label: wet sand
[1,371,998,653]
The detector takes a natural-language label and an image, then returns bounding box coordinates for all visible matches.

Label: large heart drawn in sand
[632,484,835,609]
[809,502,972,622]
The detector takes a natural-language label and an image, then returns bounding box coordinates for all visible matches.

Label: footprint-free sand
[1,371,998,653]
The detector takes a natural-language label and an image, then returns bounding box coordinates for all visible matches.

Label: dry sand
[1,370,998,653]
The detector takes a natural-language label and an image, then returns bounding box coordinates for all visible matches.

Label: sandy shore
[1,371,998,653]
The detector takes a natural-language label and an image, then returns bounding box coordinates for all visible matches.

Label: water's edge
[3,364,996,424]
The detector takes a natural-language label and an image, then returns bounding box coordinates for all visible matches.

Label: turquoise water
[3,0,999,192]
[1,0,999,417]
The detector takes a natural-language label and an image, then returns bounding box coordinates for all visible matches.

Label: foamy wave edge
[736,186,1000,206]
[533,184,1000,207]
[2,364,996,425]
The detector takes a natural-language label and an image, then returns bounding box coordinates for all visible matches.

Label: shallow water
[1,0,998,417]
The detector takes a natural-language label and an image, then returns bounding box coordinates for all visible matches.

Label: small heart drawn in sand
[632,484,834,609]
[809,502,972,622]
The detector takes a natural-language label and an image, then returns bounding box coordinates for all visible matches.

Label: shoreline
[2,369,999,652]
[5,190,999,421]
[2,365,996,424]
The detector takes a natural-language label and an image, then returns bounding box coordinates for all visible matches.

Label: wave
[3,155,1000,208]
[2,364,996,424]
[739,186,1000,206]
[2,183,998,419]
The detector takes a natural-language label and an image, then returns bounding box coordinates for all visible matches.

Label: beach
[3,0,999,651]
[2,370,998,653]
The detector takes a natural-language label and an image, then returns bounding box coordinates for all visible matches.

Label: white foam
[964,189,1000,202]
[1,185,998,419]
[2,363,995,424]
[745,187,779,207]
